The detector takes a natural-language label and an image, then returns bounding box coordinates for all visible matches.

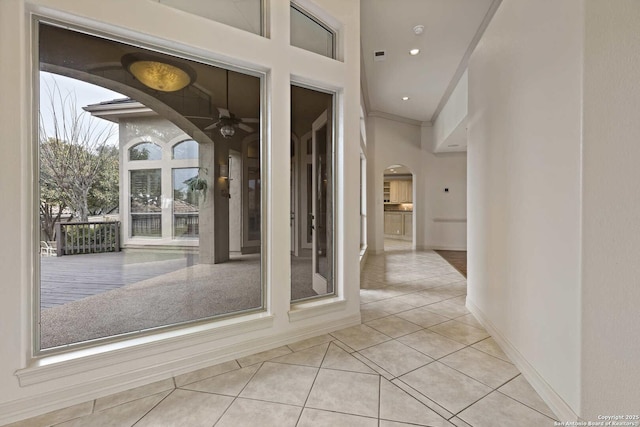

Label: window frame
[32,17,268,357]
[290,2,337,60]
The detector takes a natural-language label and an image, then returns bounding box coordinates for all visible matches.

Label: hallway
[11,247,556,427]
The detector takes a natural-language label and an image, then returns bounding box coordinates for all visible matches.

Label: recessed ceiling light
[410,49,420,56]
[413,25,425,35]
[402,96,410,101]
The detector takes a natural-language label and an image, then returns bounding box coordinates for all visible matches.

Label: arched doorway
[382,164,414,251]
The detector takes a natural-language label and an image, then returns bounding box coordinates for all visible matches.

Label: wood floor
[434,250,467,277]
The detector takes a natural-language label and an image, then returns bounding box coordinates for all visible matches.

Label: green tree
[39,78,117,231]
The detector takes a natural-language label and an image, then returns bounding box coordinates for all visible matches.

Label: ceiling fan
[192,69,258,139]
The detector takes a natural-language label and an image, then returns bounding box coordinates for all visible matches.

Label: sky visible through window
[39,72,122,145]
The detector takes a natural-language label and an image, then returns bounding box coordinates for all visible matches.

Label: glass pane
[38,22,262,351]
[291,5,334,59]
[155,0,263,36]
[173,139,199,159]
[130,142,162,160]
[130,169,162,237]
[290,85,334,302]
[173,168,200,238]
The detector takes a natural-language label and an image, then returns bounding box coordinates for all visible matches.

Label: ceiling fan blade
[218,107,231,118]
[184,115,214,121]
[240,118,259,123]
[238,123,254,133]
[204,121,221,131]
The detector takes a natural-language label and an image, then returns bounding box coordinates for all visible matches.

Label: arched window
[129,142,162,161]
[172,139,199,160]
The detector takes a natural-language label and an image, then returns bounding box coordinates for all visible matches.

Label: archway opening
[382,164,414,252]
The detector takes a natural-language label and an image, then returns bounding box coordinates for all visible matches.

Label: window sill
[288,297,347,322]
[16,312,273,386]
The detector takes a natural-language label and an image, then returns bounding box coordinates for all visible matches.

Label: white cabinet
[384,212,403,235]
[384,211,413,240]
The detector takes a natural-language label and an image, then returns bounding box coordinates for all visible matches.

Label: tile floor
[9,242,558,427]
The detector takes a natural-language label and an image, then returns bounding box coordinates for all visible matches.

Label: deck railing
[55,221,121,256]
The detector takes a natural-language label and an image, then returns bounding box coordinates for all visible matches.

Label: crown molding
[367,110,426,127]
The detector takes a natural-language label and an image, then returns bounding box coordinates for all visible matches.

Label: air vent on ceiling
[374,50,386,61]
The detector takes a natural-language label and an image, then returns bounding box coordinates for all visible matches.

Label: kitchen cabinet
[389,180,412,203]
[384,212,403,235]
[384,211,413,240]
[403,212,413,237]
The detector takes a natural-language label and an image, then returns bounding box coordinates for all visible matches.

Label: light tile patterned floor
[9,244,558,427]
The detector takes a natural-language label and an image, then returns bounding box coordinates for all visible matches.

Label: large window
[37,22,263,352]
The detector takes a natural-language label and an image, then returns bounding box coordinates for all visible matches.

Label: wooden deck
[40,250,198,309]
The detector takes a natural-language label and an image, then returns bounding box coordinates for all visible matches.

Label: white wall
[433,70,468,153]
[366,116,467,254]
[467,0,583,418]
[0,0,361,423]
[581,0,640,417]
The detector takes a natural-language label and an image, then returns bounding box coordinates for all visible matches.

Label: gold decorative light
[122,53,196,92]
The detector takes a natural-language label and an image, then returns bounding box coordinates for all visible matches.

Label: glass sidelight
[290,85,334,301]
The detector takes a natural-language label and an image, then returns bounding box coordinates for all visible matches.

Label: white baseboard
[0,314,360,425]
[466,299,579,422]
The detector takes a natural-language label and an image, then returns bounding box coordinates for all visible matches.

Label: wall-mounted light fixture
[122,53,196,92]
[219,164,229,179]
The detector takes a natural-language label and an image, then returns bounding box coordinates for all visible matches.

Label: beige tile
[380,421,454,427]
[450,416,474,427]
[391,378,454,420]
[215,398,301,427]
[363,298,415,315]
[447,295,467,306]
[94,378,175,411]
[472,337,511,362]
[352,352,395,380]
[134,389,232,427]
[456,313,484,329]
[306,369,380,417]
[174,359,240,387]
[236,345,292,367]
[429,320,489,345]
[399,362,492,414]
[6,401,93,427]
[330,324,391,351]
[365,315,423,338]
[359,340,433,377]
[321,342,376,374]
[389,292,443,307]
[458,391,555,426]
[395,307,449,328]
[498,375,556,419]
[287,334,333,352]
[440,347,519,388]
[332,339,357,353]
[271,342,329,367]
[239,361,318,406]
[423,301,470,319]
[181,364,259,396]
[297,408,378,427]
[55,392,169,427]
[361,305,392,322]
[379,378,452,427]
[397,329,466,359]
